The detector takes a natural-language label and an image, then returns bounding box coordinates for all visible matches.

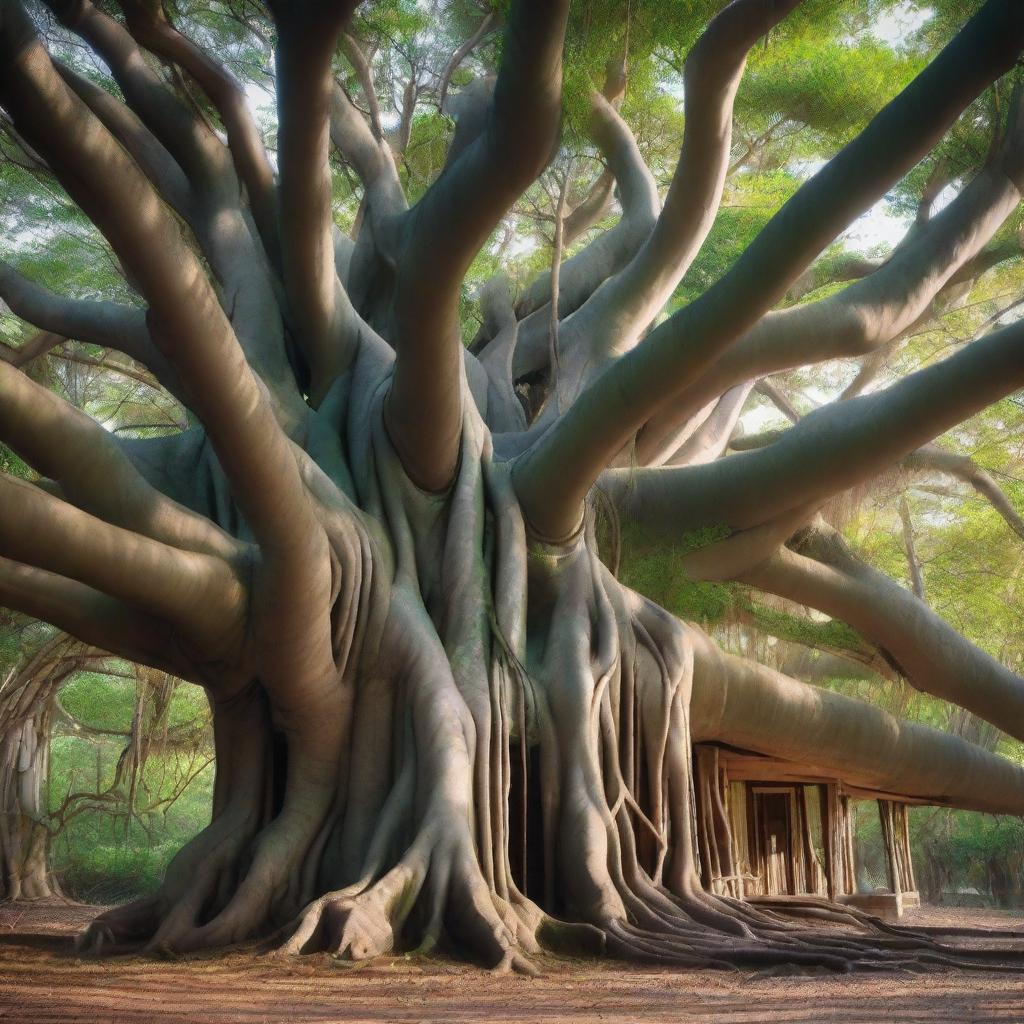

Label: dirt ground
[1,901,1023,1023]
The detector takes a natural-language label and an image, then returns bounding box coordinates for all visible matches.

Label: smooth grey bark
[0,635,94,900]
[636,106,1024,462]
[515,0,1024,542]
[602,315,1024,542]
[739,526,1024,745]
[0,0,1022,978]
[690,628,1024,816]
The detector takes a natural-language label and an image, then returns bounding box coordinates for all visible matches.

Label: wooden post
[879,799,901,896]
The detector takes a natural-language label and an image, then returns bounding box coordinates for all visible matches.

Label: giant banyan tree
[3,0,1024,972]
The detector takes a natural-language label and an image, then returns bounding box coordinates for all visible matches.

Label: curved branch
[116,0,280,267]
[0,329,62,367]
[602,316,1024,539]
[329,84,405,217]
[515,0,1024,541]
[784,252,884,304]
[0,259,183,392]
[339,31,383,140]
[437,10,498,109]
[0,6,319,562]
[477,274,527,432]
[56,61,191,216]
[43,1,298,413]
[0,474,243,652]
[563,0,805,367]
[0,358,238,560]
[386,0,570,491]
[737,526,1024,744]
[271,2,361,402]
[42,0,231,193]
[510,93,659,377]
[0,558,190,676]
[439,74,493,167]
[0,260,144,351]
[665,381,753,467]
[904,444,1024,540]
[636,99,1024,462]
[690,627,1024,815]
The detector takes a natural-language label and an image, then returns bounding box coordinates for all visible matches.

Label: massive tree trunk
[1,0,1024,972]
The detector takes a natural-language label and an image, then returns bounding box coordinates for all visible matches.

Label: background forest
[1,0,1022,909]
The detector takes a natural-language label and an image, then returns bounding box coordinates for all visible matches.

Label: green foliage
[910,805,1024,906]
[59,672,138,734]
[736,596,863,654]
[43,671,214,902]
[49,735,214,902]
[739,35,925,150]
[0,441,31,480]
[674,170,803,305]
[615,520,734,624]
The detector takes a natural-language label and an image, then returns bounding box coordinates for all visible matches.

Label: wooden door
[755,791,793,895]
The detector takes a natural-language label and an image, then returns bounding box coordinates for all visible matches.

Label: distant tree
[1,632,91,899]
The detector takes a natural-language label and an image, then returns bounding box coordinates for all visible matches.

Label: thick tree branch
[737,525,1024,744]
[509,92,659,377]
[386,0,570,491]
[515,0,1024,541]
[0,358,237,560]
[636,101,1024,463]
[563,0,805,367]
[0,4,319,564]
[271,1,361,402]
[0,260,183,392]
[690,626,1024,814]
[57,61,191,216]
[665,382,753,467]
[42,0,231,193]
[329,83,405,217]
[44,0,298,414]
[116,0,280,267]
[0,558,189,675]
[602,317,1024,540]
[0,473,243,652]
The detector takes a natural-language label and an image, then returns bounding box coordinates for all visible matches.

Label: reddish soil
[1,901,1023,1023]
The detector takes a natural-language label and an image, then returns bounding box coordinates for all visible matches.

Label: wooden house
[694,743,920,920]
